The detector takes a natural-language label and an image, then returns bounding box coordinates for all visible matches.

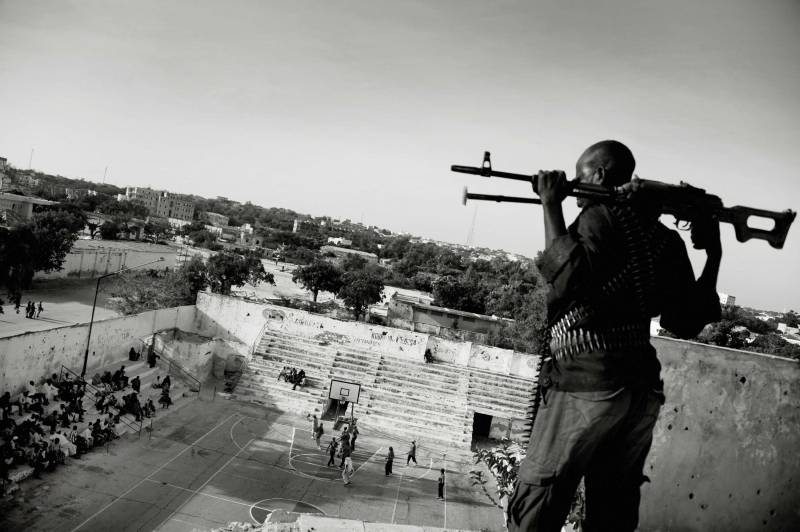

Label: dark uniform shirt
[536,202,721,392]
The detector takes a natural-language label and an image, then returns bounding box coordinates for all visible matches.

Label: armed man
[506,140,723,531]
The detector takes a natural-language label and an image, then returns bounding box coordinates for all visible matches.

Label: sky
[0,0,798,311]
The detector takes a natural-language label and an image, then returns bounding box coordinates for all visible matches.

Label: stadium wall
[0,306,195,394]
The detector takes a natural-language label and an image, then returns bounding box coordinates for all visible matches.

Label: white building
[718,293,736,307]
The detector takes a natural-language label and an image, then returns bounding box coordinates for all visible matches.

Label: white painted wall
[0,306,196,394]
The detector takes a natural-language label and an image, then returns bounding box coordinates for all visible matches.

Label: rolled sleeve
[535,205,618,303]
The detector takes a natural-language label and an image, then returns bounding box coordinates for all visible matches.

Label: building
[319,245,379,264]
[124,187,195,221]
[327,237,352,247]
[0,156,7,171]
[718,293,736,307]
[205,212,229,227]
[65,188,97,200]
[0,192,54,223]
[387,292,512,343]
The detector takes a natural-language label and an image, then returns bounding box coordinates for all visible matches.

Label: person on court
[437,468,445,500]
[407,440,417,466]
[342,455,354,485]
[506,140,722,531]
[385,447,394,476]
[326,437,338,467]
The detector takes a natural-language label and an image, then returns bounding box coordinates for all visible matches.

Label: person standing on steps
[311,414,318,440]
[437,468,445,500]
[385,447,394,476]
[407,440,417,466]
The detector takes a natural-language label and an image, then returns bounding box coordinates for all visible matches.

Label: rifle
[452,151,796,249]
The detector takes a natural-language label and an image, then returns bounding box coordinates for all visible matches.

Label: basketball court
[1,398,501,532]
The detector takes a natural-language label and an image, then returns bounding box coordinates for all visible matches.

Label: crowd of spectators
[1,362,173,491]
[0,373,119,488]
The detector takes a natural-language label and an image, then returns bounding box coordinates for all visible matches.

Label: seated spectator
[111,366,128,390]
[43,379,59,402]
[152,376,162,389]
[158,388,172,409]
[128,347,140,361]
[58,404,71,428]
[143,398,156,418]
[0,391,12,419]
[292,369,307,390]
[91,372,102,386]
[424,348,434,364]
[277,366,290,382]
[101,371,113,386]
[131,376,141,394]
[161,375,171,393]
[14,390,30,415]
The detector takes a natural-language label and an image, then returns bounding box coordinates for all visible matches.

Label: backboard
[328,379,361,404]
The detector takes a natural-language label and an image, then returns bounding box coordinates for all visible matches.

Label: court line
[159,436,256,528]
[69,412,240,532]
[143,478,272,512]
[229,416,245,450]
[355,446,383,475]
[390,469,405,524]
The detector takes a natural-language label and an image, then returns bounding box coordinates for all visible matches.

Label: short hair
[580,140,636,187]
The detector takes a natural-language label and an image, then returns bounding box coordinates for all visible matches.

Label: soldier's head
[576,140,635,188]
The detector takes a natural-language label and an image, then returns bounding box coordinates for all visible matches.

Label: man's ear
[593,166,606,185]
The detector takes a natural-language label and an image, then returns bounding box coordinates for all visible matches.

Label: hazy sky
[1,0,798,310]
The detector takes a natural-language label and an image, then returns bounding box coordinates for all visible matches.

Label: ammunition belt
[549,323,651,361]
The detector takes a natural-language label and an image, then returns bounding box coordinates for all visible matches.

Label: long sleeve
[658,231,721,339]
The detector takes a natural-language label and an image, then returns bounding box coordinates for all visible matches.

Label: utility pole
[28,148,34,169]
[466,204,478,246]
[103,166,108,183]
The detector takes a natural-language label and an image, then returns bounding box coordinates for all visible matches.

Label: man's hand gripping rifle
[452,151,796,249]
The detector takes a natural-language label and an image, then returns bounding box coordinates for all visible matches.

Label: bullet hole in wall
[756,489,760,495]
[700,503,708,510]
[739,376,747,384]
[689,493,694,499]
[667,424,672,430]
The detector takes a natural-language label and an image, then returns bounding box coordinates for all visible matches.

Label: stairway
[237,328,538,463]
[234,330,335,416]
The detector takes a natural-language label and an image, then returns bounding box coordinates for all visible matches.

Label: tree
[782,310,799,328]
[206,251,274,295]
[338,269,384,321]
[292,258,343,302]
[0,210,82,297]
[143,219,172,243]
[99,221,120,240]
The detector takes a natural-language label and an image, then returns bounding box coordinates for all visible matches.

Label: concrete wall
[37,241,178,280]
[192,292,271,354]
[641,337,800,531]
[192,293,540,377]
[0,306,195,394]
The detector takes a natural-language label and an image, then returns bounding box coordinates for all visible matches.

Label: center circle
[249,498,326,525]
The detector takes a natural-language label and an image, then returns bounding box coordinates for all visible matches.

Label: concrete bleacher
[234,330,335,415]
[2,358,197,494]
[231,328,536,462]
